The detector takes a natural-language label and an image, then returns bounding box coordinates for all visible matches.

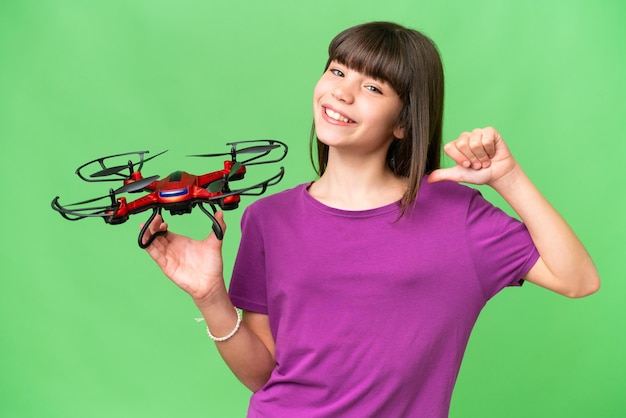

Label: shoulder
[236,183,311,244]
[417,177,480,209]
[422,176,477,195]
[242,182,309,216]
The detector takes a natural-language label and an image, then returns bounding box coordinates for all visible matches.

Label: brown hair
[310,21,444,216]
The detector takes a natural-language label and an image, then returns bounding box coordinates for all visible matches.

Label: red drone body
[52,140,287,248]
[107,160,244,223]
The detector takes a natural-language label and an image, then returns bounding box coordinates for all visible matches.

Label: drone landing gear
[137,204,225,249]
[198,203,224,240]
[138,208,167,249]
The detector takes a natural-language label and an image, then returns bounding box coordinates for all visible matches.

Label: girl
[144,21,599,417]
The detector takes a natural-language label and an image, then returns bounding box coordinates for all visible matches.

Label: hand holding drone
[51,140,287,248]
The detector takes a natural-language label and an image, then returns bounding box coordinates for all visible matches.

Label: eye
[329,68,344,77]
[365,85,382,94]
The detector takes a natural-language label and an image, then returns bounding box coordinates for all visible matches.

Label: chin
[314,132,344,148]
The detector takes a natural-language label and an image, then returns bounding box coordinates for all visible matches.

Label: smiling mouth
[324,107,354,123]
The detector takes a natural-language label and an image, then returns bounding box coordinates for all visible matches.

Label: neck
[309,149,407,210]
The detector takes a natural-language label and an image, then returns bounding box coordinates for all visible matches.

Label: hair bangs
[327,25,411,100]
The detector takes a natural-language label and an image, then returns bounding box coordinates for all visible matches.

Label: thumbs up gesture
[428,127,519,188]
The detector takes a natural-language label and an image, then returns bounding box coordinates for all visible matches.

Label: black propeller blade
[91,164,132,178]
[237,144,280,154]
[190,144,278,158]
[115,175,160,194]
[59,193,114,207]
[190,151,231,158]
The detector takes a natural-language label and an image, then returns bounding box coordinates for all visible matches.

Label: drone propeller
[191,144,279,158]
[115,175,160,194]
[206,179,224,193]
[206,162,242,193]
[51,190,118,220]
[77,150,168,182]
[188,140,287,166]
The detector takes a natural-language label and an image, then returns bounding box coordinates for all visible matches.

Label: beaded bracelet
[206,306,242,342]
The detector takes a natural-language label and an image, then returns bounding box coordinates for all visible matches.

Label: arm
[193,289,276,392]
[428,127,600,298]
[143,212,276,391]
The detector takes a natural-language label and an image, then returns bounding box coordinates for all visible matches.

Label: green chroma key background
[1,1,624,417]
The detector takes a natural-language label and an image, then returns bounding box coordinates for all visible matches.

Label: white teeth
[325,108,352,123]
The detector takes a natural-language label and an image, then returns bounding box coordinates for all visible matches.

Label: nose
[331,80,355,104]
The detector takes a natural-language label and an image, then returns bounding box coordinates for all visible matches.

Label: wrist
[489,161,526,195]
[192,280,229,310]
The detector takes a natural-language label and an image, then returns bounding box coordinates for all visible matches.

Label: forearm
[491,164,600,297]
[194,284,276,392]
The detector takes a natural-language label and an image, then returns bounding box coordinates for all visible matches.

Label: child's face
[313,61,404,156]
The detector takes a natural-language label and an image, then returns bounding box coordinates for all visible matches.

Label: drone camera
[166,202,194,216]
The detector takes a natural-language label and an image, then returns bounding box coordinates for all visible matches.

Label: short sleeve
[228,207,269,314]
[465,189,540,301]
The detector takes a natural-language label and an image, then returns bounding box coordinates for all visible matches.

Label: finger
[214,211,227,232]
[443,138,471,168]
[140,214,169,248]
[143,224,178,259]
[210,211,226,237]
[428,166,467,184]
[141,214,163,230]
[467,129,493,168]
[140,220,168,240]
[449,129,499,170]
[481,127,498,159]
[454,130,489,169]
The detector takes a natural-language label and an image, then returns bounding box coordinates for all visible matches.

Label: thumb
[208,210,227,241]
[214,210,227,232]
[427,166,466,184]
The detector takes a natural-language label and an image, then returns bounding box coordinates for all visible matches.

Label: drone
[51,139,287,248]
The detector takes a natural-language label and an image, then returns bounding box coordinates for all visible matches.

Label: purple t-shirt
[229,179,539,417]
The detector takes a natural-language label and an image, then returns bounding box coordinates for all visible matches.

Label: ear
[393,125,405,140]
